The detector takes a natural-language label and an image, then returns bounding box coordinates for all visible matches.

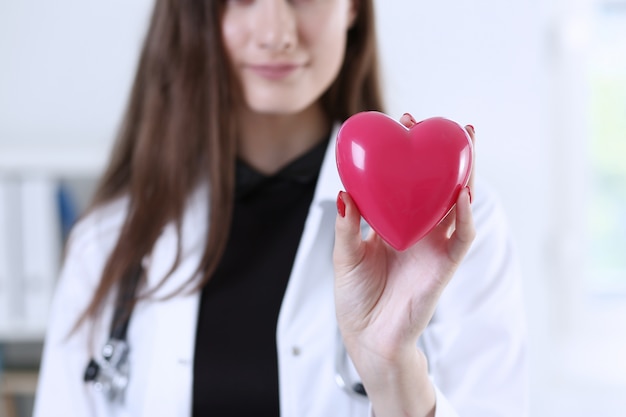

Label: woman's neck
[236,103,330,175]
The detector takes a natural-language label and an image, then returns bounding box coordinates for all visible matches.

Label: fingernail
[467,125,475,134]
[337,191,346,217]
[403,112,417,127]
[465,186,472,204]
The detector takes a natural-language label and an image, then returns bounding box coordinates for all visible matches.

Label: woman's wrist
[349,344,436,417]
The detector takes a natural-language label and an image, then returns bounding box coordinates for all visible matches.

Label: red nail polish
[467,125,475,134]
[466,186,472,204]
[403,112,417,127]
[337,191,346,217]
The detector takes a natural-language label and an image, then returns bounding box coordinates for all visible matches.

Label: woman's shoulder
[471,178,510,234]
[461,177,519,273]
[461,177,520,282]
[66,195,131,258]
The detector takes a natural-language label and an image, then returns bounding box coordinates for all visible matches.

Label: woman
[34,0,527,416]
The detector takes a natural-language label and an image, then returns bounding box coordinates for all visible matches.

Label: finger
[464,124,476,192]
[334,191,365,272]
[446,187,476,263]
[400,112,417,129]
[434,205,457,239]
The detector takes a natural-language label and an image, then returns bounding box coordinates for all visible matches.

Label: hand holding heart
[333,113,476,417]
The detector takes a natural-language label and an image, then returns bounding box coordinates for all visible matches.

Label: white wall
[375,1,626,416]
[0,0,152,146]
[1,0,624,415]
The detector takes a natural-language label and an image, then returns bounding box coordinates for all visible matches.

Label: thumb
[333,191,365,273]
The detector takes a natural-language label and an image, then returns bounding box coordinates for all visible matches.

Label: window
[587,1,626,295]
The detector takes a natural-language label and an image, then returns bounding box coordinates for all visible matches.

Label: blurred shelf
[0,146,101,346]
[0,143,111,177]
[0,329,46,344]
[0,370,39,417]
[0,370,39,394]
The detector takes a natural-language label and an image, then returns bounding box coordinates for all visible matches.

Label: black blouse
[192,138,328,417]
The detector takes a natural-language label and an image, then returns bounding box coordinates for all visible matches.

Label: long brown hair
[77,0,384,329]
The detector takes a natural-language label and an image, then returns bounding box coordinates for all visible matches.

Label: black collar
[235,137,329,200]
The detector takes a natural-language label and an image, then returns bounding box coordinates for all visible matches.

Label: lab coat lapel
[277,126,363,416]
[139,186,208,417]
[277,124,342,339]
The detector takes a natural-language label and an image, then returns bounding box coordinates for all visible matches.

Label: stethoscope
[83,266,368,403]
[83,264,140,403]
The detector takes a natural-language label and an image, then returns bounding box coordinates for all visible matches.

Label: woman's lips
[246,63,302,80]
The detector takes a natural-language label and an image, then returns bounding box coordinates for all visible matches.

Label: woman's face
[221,0,356,115]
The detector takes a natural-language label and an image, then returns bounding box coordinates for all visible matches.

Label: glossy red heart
[336,111,473,251]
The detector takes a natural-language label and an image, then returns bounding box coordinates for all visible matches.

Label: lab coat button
[291,346,301,356]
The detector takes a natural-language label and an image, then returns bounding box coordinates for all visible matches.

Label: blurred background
[0,0,624,416]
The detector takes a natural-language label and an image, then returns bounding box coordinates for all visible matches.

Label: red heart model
[336,111,473,251]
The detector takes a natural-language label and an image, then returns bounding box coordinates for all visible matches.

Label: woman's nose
[253,0,297,52]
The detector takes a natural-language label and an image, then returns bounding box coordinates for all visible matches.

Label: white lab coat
[34,126,528,417]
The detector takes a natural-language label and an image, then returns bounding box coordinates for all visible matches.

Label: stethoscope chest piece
[84,338,131,403]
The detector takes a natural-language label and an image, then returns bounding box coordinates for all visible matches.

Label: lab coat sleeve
[422,182,528,417]
[33,216,116,417]
[366,384,461,417]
